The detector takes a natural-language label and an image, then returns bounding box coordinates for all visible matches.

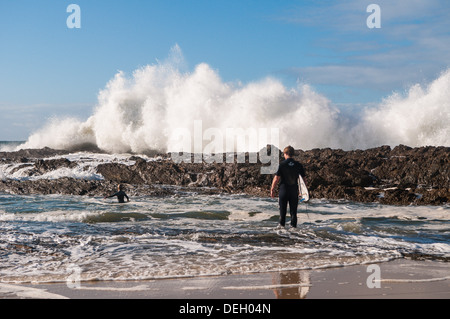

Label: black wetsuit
[107,190,129,203]
[275,158,306,227]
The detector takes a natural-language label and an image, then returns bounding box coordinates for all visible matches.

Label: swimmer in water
[104,184,130,203]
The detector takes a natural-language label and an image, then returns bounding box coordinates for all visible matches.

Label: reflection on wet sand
[272,271,311,299]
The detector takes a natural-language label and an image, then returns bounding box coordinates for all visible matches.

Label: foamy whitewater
[10,45,450,154]
[0,192,448,284]
[1,148,448,284]
[0,47,449,286]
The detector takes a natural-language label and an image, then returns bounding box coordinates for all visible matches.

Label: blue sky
[1,0,449,140]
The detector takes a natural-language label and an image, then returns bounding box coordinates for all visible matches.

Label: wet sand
[1,259,448,301]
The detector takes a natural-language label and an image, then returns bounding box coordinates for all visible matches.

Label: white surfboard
[298,175,309,203]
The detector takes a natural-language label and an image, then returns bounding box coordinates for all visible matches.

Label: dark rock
[33,158,76,175]
[0,147,70,161]
[96,163,145,184]
[379,188,419,205]
[0,145,448,205]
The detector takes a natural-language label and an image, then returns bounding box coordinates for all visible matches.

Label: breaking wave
[15,45,450,153]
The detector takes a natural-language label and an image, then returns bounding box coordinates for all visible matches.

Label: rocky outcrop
[300,145,449,205]
[94,145,449,205]
[0,178,181,197]
[0,147,70,161]
[0,145,448,205]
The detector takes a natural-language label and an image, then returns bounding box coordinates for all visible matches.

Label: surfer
[104,184,130,203]
[270,146,306,228]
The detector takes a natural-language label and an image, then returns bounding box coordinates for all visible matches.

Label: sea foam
[16,46,450,153]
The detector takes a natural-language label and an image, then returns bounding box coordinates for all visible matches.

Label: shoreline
[1,259,448,300]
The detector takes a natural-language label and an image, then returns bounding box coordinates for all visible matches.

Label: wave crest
[17,47,450,153]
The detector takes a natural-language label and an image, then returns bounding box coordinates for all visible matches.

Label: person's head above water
[118,184,124,191]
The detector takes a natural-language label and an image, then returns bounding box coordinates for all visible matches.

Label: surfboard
[298,175,309,203]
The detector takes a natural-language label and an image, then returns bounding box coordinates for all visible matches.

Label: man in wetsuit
[270,146,306,228]
[104,184,130,203]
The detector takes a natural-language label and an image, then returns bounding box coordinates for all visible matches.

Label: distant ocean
[0,141,25,152]
[0,150,449,284]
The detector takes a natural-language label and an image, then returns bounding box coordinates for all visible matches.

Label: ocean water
[0,47,448,285]
[0,188,448,284]
[0,141,24,153]
[1,149,449,284]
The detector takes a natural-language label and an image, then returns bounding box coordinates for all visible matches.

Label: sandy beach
[1,259,448,300]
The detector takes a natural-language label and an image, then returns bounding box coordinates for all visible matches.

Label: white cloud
[278,0,450,97]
